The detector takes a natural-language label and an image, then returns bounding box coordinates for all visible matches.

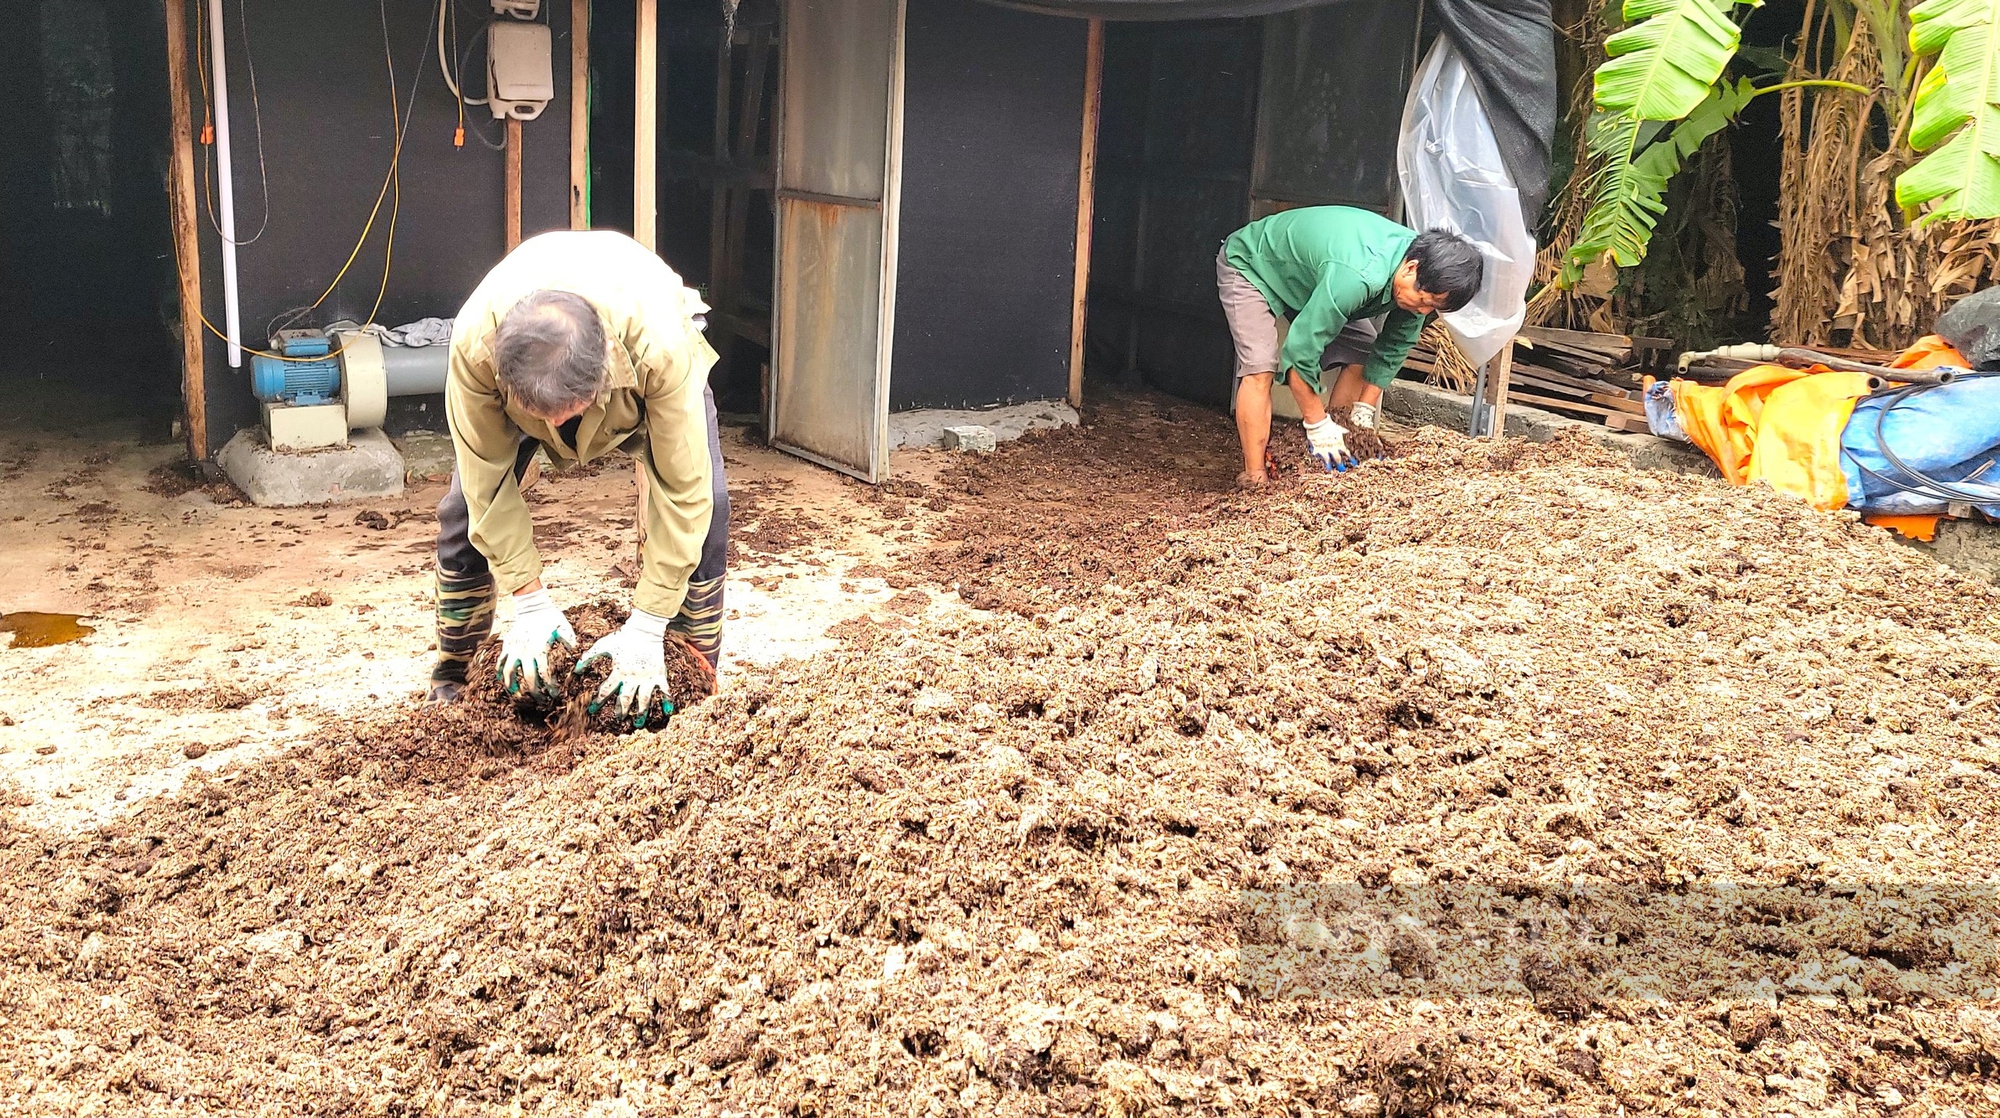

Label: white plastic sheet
[1397,38,1536,367]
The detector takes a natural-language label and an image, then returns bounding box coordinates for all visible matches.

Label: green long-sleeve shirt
[1222,205,1427,393]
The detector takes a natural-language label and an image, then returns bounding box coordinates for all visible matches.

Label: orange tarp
[1668,337,1969,511]
[1671,367,1868,506]
[1862,514,1942,541]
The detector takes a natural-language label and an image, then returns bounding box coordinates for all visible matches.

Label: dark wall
[1252,1,1422,212]
[1085,19,1261,407]
[187,0,574,450]
[0,0,178,431]
[890,0,1087,411]
[1083,4,1421,408]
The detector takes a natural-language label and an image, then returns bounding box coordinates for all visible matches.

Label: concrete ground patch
[889,401,1078,450]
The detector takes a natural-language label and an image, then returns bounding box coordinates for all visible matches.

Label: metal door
[768,0,906,482]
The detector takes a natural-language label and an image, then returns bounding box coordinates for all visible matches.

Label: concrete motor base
[217,427,407,507]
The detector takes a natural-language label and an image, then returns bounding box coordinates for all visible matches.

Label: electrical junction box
[488,21,554,121]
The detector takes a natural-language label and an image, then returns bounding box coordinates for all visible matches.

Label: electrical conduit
[208,0,244,368]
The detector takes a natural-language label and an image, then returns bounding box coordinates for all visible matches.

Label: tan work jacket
[446,231,719,619]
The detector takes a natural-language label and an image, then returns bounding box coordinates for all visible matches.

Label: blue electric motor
[251,331,342,405]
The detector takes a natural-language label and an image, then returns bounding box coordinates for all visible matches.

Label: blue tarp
[1840,375,2000,517]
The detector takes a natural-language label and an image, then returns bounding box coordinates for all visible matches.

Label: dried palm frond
[1418,321,1479,395]
[1529,0,1616,331]
[1770,15,1879,344]
[1839,152,2000,348]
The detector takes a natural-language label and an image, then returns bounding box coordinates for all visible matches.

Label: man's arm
[1360,308,1427,390]
[444,341,542,595]
[632,317,716,620]
[1280,270,1372,394]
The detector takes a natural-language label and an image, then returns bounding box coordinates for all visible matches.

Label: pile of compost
[465,598,719,741]
[5,417,2000,1117]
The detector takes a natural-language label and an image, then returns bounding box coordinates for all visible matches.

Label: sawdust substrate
[5,412,2000,1116]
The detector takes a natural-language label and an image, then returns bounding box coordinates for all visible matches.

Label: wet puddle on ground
[0,612,95,648]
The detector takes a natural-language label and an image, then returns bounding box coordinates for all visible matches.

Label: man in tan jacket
[429,231,728,724]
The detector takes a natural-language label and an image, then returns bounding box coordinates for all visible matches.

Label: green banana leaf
[1564,80,1761,284]
[1897,0,2000,223]
[1595,0,1756,120]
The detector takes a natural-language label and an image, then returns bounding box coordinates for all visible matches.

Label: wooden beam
[1480,343,1513,439]
[570,0,590,229]
[163,0,207,462]
[708,24,734,320]
[634,0,659,251]
[1068,17,1105,410]
[1508,390,1631,421]
[505,116,524,251]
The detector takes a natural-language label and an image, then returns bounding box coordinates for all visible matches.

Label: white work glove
[1349,401,1379,431]
[1303,416,1357,472]
[496,589,576,697]
[575,607,673,727]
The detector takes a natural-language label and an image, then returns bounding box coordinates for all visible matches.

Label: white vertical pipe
[207,0,243,367]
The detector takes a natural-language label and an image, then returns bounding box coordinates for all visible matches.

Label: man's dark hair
[495,290,608,418]
[1404,229,1485,313]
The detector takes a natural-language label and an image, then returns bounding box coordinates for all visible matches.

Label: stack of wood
[1402,327,1677,434]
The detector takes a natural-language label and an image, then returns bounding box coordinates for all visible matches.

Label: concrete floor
[0,420,957,832]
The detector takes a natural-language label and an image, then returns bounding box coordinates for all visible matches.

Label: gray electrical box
[488,21,554,121]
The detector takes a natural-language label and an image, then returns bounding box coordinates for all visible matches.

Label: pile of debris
[5,420,2000,1117]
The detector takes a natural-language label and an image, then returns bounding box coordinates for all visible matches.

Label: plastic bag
[1397,38,1536,368]
[1935,286,2000,370]
[1643,380,1686,441]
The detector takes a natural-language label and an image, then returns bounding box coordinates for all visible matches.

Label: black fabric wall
[1084,19,1262,407]
[186,0,574,451]
[0,0,178,432]
[890,0,1087,411]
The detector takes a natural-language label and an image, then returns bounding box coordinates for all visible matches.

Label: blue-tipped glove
[576,607,675,728]
[496,589,576,698]
[1304,416,1358,472]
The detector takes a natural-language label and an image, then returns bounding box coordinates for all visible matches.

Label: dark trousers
[431,384,731,685]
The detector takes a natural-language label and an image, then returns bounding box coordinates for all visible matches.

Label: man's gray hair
[494,290,608,418]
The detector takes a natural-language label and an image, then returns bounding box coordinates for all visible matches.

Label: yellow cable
[203,0,410,368]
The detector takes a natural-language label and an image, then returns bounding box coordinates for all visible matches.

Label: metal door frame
[766,0,907,484]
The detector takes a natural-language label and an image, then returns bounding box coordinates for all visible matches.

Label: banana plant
[1562,80,1760,284]
[1896,0,2000,223]
[1562,0,1872,284]
[1595,0,1758,119]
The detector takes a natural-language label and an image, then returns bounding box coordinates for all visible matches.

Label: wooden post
[634,0,659,251]
[1481,342,1514,439]
[163,0,207,462]
[1067,18,1105,411]
[505,117,524,251]
[570,0,590,229]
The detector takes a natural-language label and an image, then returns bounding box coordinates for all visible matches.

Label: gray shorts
[1216,246,1378,381]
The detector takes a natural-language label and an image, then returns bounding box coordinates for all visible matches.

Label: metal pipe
[1782,347,1958,384]
[380,344,449,397]
[1866,368,1958,391]
[208,0,244,368]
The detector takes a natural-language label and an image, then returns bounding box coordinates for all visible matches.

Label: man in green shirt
[1217,206,1483,485]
